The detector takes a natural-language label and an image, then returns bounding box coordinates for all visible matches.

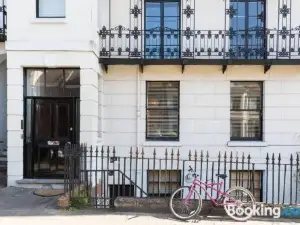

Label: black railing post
[283,164,287,204]
[129,147,133,197]
[217,151,221,198]
[272,153,275,204]
[296,153,299,204]
[241,153,245,189]
[223,152,227,192]
[135,147,138,197]
[112,147,116,202]
[205,151,209,199]
[266,153,269,203]
[152,148,156,196]
[200,150,203,195]
[95,146,99,207]
[165,148,168,198]
[278,153,281,204]
[100,146,104,207]
[229,152,233,188]
[290,154,293,204]
[141,148,144,198]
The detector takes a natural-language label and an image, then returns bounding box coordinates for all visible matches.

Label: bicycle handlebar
[188,166,199,177]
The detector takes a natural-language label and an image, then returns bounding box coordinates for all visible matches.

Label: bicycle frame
[184,177,235,207]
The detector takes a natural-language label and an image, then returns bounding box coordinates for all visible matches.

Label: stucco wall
[103,65,300,159]
[6,51,102,186]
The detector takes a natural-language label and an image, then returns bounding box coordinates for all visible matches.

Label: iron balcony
[99,26,300,72]
[0,5,6,42]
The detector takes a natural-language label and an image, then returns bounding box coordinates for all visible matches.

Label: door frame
[23,96,80,178]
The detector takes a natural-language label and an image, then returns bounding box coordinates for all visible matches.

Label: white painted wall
[6,0,99,54]
[103,65,300,158]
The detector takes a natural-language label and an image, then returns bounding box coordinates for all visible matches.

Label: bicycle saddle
[215,174,227,179]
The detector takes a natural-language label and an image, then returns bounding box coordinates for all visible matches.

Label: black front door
[24,98,78,178]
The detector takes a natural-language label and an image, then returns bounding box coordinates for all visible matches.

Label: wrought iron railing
[0,4,6,41]
[99,26,300,60]
[64,144,300,209]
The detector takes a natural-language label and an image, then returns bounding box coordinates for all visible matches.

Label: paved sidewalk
[0,187,298,225]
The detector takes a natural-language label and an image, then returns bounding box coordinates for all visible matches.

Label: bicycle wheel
[223,186,256,221]
[169,186,202,220]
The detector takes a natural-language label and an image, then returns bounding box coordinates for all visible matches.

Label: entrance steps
[16,179,64,190]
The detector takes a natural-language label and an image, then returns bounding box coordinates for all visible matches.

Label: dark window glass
[146,81,179,141]
[230,82,263,140]
[145,0,180,59]
[148,170,181,197]
[230,0,265,59]
[26,68,80,97]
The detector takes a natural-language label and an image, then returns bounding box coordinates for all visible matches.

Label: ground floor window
[146,81,180,141]
[230,81,263,141]
[230,170,263,202]
[148,170,181,197]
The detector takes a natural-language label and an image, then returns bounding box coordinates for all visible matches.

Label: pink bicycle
[169,166,256,221]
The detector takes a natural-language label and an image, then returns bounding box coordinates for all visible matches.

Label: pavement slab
[0,187,299,225]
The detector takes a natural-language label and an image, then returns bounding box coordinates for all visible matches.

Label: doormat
[33,189,65,197]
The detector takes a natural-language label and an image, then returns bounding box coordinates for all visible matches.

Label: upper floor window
[229,0,265,59]
[145,0,180,59]
[146,81,179,141]
[230,81,263,141]
[37,0,65,18]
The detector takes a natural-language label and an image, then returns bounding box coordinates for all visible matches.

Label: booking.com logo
[227,204,281,218]
[281,207,300,217]
[228,205,300,218]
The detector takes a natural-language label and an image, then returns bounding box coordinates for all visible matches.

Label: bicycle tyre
[169,186,202,220]
[223,186,256,221]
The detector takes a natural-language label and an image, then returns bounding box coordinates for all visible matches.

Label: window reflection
[26,68,80,97]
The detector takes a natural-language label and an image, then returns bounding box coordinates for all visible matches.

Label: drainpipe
[136,65,141,149]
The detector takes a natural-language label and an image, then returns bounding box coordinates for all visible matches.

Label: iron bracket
[264,64,271,74]
[222,64,228,74]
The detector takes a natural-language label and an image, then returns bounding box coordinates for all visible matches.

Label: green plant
[69,188,92,210]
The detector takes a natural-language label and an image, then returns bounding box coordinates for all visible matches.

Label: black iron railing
[0,4,6,42]
[99,26,300,60]
[64,144,300,209]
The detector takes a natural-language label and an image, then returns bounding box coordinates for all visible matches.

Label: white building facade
[1,0,300,202]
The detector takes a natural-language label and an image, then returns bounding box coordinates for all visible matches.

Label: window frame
[147,170,181,197]
[144,0,181,59]
[229,0,267,59]
[146,81,180,141]
[230,81,263,141]
[36,0,66,18]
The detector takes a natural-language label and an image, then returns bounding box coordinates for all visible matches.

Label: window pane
[147,109,179,138]
[231,82,262,110]
[147,82,179,109]
[146,81,179,140]
[65,69,80,97]
[46,69,64,97]
[231,111,261,139]
[26,69,46,96]
[38,0,65,17]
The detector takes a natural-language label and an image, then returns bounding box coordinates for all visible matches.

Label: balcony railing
[0,4,6,42]
[99,26,300,63]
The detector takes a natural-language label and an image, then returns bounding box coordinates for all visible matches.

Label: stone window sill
[227,141,268,147]
[31,18,67,24]
[142,142,182,148]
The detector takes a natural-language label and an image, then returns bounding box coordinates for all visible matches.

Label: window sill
[227,141,268,147]
[142,142,182,147]
[31,18,67,24]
